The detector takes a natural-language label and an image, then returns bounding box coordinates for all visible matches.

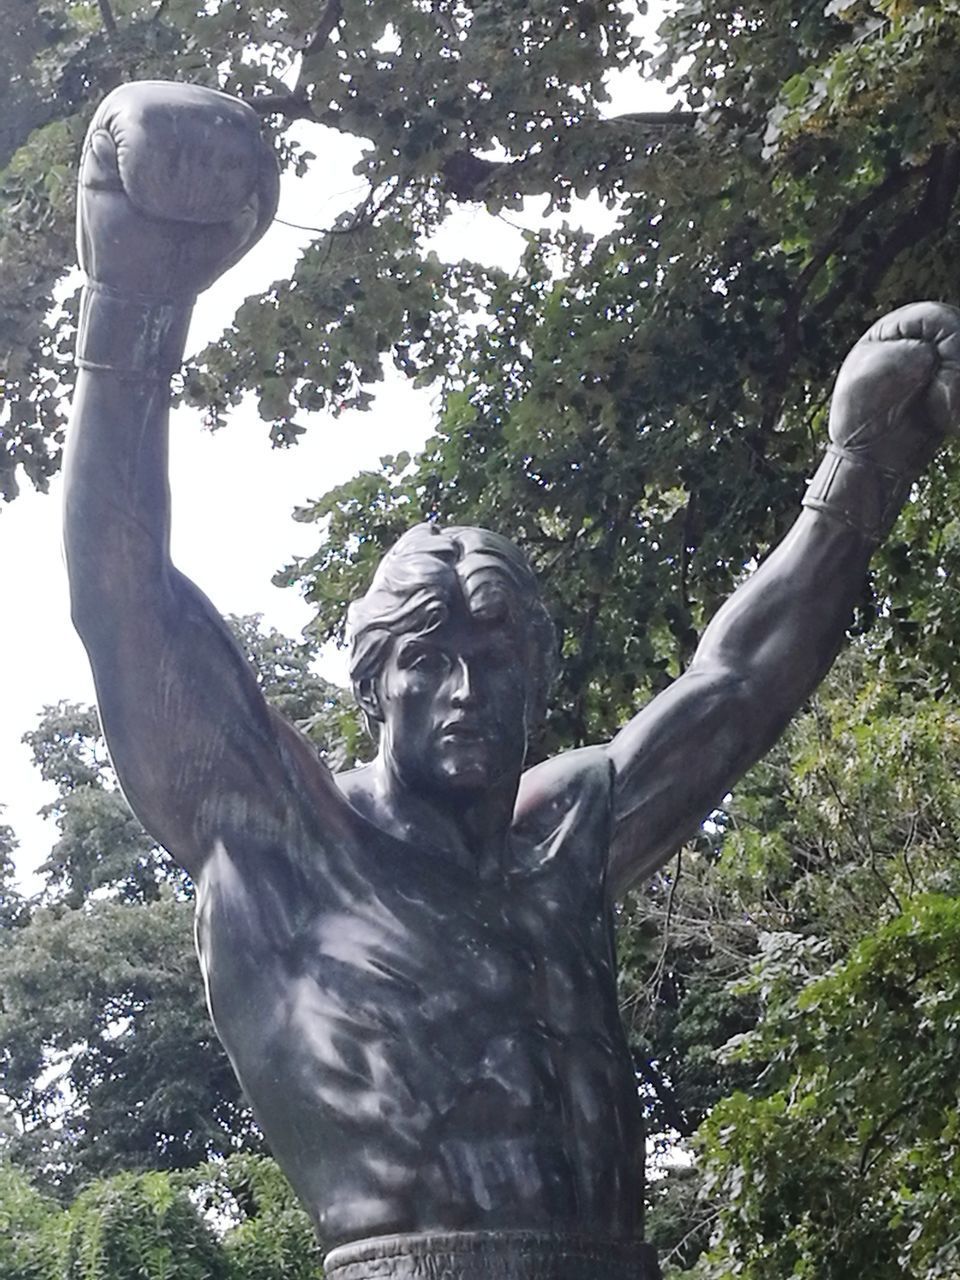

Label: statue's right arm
[62,84,328,878]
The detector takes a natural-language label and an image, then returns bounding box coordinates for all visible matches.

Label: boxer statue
[64,82,960,1280]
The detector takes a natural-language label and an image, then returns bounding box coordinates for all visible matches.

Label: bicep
[79,567,301,874]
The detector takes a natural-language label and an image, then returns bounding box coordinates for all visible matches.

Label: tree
[4,1,960,704]
[0,1162,61,1280]
[0,891,258,1193]
[0,817,26,929]
[58,1170,229,1280]
[690,894,960,1280]
[0,1155,323,1280]
[631,646,960,1276]
[7,1,958,531]
[0,0,640,497]
[191,1155,324,1280]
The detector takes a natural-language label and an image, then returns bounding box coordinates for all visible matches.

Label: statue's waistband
[324,1229,661,1279]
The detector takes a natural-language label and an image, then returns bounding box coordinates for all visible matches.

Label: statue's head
[346,524,557,794]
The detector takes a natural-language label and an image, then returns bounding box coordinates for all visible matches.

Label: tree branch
[303,0,343,57]
[442,150,501,201]
[248,73,695,194]
[277,175,401,237]
[441,111,698,200]
[678,488,699,671]
[858,1096,915,1176]
[249,0,343,120]
[813,145,960,325]
[794,165,915,302]
[247,92,318,120]
[618,111,699,127]
[98,0,117,37]
[759,153,948,437]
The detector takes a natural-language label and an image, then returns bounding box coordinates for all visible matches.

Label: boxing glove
[804,302,960,541]
[76,81,279,377]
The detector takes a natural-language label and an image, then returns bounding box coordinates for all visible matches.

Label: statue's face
[374,602,529,798]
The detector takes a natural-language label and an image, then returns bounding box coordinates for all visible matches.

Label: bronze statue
[64,82,960,1280]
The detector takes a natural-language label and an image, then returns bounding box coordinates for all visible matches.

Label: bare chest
[190,783,641,1241]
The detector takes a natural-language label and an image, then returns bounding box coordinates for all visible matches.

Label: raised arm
[607,303,960,898]
[62,83,316,877]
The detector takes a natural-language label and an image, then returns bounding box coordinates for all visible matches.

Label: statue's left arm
[606,303,960,898]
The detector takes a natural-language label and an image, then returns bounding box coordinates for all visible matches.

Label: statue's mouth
[439,721,488,743]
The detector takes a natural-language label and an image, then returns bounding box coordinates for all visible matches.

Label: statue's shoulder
[512,745,614,879]
[516,744,612,814]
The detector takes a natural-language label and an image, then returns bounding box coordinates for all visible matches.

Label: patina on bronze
[64,82,960,1279]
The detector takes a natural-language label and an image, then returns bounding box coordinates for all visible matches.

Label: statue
[64,82,960,1280]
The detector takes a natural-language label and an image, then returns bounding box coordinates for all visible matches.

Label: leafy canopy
[0,1155,323,1280]
[5,2,960,1275]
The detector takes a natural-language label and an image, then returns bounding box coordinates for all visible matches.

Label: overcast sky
[1,59,670,888]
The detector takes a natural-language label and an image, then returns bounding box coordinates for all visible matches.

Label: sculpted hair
[346,524,558,737]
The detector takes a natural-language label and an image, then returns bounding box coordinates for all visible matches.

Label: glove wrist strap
[76,284,193,382]
[802,443,911,544]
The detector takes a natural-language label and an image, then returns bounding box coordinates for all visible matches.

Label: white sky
[1,56,672,888]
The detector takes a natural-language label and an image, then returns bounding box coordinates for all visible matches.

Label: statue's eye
[413,650,445,672]
[398,643,447,674]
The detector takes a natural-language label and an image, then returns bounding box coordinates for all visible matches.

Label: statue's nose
[449,656,478,706]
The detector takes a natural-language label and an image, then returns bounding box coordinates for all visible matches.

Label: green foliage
[267,0,960,740]
[0,0,636,493]
[647,1165,716,1277]
[0,1163,61,1280]
[0,1156,323,1280]
[7,0,960,551]
[0,892,257,1194]
[0,816,27,929]
[24,701,177,907]
[639,648,960,1276]
[694,896,960,1279]
[188,1155,324,1280]
[2,1,960,709]
[226,613,366,769]
[59,1170,228,1280]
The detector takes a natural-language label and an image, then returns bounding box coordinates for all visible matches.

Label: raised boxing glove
[804,301,960,542]
[76,81,279,378]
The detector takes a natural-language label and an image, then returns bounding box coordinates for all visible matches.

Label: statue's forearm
[612,303,960,890]
[690,504,871,732]
[64,289,191,626]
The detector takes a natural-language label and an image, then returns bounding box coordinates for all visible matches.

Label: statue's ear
[354,677,383,726]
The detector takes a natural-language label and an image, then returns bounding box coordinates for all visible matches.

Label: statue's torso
[194,748,642,1247]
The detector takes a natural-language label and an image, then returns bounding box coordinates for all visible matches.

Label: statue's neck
[342,760,519,877]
